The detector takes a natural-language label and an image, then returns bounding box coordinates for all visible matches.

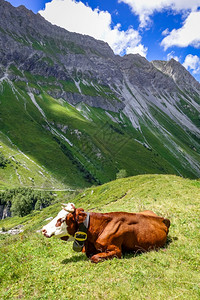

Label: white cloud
[161,11,200,50]
[167,51,179,61]
[162,28,170,36]
[118,0,200,27]
[39,0,147,57]
[183,54,200,74]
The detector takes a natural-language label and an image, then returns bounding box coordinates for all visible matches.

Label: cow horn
[61,203,67,210]
[61,203,75,212]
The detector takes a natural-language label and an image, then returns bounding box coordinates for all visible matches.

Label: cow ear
[66,212,75,223]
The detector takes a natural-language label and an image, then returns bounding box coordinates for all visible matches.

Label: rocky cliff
[0,201,11,219]
[0,0,200,187]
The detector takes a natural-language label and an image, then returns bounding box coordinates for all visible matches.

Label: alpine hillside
[0,0,200,188]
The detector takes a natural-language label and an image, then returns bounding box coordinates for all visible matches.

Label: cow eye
[55,218,63,227]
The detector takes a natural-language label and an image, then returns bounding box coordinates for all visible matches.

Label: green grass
[0,83,93,188]
[142,105,200,178]
[0,80,181,188]
[0,174,199,299]
[0,131,60,188]
[0,77,200,190]
[60,80,79,93]
[178,96,200,128]
[79,81,121,101]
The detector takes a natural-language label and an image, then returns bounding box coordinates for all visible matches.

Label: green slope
[0,82,90,188]
[0,175,199,299]
[1,78,189,189]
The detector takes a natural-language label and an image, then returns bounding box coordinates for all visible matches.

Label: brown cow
[65,208,170,263]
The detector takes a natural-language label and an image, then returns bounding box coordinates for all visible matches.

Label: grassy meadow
[0,174,200,299]
[1,77,200,191]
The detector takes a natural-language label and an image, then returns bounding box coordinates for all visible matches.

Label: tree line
[0,187,55,217]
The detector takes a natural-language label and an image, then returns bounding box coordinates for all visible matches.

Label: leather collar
[73,212,90,252]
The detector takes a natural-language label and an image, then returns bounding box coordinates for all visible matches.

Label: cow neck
[73,212,90,252]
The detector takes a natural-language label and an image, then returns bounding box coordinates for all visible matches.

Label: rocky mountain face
[152,59,200,92]
[0,201,11,219]
[0,0,200,188]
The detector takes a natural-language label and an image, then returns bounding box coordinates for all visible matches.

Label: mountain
[0,0,200,188]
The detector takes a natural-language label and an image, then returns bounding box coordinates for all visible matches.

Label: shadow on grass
[61,254,88,264]
[123,235,178,260]
[165,235,178,247]
[61,235,178,263]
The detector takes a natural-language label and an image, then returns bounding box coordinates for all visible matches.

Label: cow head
[42,203,75,239]
[65,208,86,236]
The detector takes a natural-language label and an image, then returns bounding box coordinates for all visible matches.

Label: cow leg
[84,241,99,258]
[90,245,122,263]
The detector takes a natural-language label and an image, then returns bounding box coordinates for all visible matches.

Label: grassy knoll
[0,174,199,299]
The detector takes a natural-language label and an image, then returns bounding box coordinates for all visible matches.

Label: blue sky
[6,0,200,82]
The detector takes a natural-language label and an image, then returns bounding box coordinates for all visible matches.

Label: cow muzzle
[41,203,75,239]
[42,229,54,238]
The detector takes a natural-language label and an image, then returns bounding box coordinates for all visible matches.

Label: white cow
[42,203,75,239]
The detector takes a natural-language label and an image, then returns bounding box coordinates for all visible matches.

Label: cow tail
[163,218,170,229]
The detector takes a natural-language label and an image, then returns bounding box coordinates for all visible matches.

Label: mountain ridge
[152,58,200,91]
[0,0,200,188]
